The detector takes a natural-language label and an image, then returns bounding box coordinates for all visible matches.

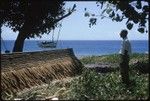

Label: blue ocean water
[1,40,149,56]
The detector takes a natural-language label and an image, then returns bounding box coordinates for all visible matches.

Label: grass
[80,53,148,64]
[2,53,149,100]
[66,68,149,100]
[68,53,149,100]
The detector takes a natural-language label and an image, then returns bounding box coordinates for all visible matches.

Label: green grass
[66,68,149,100]
[80,53,148,64]
[65,53,149,100]
[3,53,149,100]
[80,54,119,64]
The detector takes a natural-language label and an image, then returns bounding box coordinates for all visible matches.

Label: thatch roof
[1,48,83,96]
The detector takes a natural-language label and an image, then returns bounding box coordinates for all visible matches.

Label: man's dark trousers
[120,53,130,85]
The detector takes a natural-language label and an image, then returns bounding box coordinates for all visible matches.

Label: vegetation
[1,1,149,52]
[0,0,76,52]
[68,68,148,100]
[86,0,149,33]
[3,53,148,100]
[80,53,148,64]
[67,53,149,100]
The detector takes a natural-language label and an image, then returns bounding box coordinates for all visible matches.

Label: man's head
[120,29,128,39]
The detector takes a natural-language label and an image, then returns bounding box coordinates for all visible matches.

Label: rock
[45,96,59,100]
[51,97,59,100]
[14,98,22,100]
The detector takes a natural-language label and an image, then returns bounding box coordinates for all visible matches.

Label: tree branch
[54,4,76,23]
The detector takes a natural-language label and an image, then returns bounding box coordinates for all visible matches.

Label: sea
[1,40,149,57]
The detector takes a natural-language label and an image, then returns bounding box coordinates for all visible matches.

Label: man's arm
[119,41,126,55]
[124,50,128,56]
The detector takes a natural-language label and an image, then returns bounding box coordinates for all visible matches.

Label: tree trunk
[12,30,27,52]
[12,5,76,52]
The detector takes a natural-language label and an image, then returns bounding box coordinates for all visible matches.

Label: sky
[1,1,149,40]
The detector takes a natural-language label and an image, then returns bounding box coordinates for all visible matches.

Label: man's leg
[124,61,129,84]
[120,55,130,84]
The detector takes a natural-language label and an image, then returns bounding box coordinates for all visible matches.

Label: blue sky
[1,1,149,40]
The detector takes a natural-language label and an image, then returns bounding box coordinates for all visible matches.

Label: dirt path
[84,62,119,73]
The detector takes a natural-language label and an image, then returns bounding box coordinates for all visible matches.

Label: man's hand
[125,50,128,55]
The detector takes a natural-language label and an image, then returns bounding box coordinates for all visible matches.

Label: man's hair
[120,29,128,37]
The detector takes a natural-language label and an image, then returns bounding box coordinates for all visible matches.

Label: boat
[37,21,62,49]
[38,41,57,48]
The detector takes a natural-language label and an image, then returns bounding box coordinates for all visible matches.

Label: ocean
[1,40,149,57]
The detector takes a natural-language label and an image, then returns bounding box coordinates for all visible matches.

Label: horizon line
[3,39,149,41]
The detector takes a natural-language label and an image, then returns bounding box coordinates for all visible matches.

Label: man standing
[119,29,132,85]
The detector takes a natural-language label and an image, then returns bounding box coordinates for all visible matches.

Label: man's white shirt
[119,37,132,55]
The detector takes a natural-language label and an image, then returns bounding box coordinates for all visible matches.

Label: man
[119,29,132,85]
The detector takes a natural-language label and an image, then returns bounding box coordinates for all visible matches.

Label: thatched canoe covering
[1,48,83,95]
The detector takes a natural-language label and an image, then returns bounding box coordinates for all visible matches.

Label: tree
[0,0,76,52]
[84,0,149,33]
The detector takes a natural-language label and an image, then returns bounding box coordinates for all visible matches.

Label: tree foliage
[1,0,66,38]
[85,0,149,33]
[0,0,76,52]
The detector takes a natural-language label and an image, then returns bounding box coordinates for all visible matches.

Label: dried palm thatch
[1,48,83,97]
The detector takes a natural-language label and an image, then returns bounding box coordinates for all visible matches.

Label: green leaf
[106,8,112,14]
[100,2,104,9]
[142,5,149,12]
[101,16,105,19]
[133,19,139,24]
[109,11,115,18]
[101,9,106,15]
[84,12,90,17]
[115,14,120,22]
[127,23,133,30]
[138,28,145,33]
[91,14,95,16]
[136,1,142,9]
